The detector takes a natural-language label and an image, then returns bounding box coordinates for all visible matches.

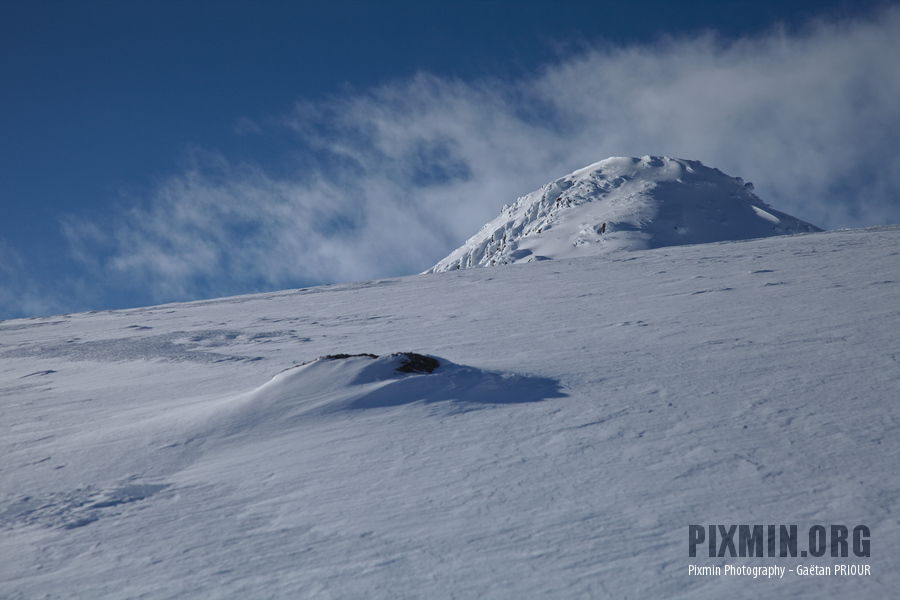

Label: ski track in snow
[1,225,899,598]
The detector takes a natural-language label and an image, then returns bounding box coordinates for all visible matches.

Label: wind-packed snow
[2,224,898,598]
[428,156,821,273]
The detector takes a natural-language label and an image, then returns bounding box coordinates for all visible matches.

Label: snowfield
[2,222,899,598]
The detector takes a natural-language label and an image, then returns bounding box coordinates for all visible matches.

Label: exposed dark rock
[301,352,439,374]
[395,352,440,374]
[322,353,378,361]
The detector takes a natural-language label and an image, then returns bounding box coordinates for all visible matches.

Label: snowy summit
[428,156,821,272]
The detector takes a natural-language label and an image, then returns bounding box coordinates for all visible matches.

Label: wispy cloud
[51,5,900,311]
[0,237,65,318]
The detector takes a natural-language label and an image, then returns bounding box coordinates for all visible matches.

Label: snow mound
[210,353,566,437]
[427,156,822,272]
[3,353,566,515]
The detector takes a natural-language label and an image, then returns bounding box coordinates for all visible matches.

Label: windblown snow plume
[427,156,821,272]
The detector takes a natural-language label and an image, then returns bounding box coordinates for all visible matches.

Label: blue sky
[2,0,898,319]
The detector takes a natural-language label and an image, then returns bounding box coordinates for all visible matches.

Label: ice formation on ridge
[428,156,821,273]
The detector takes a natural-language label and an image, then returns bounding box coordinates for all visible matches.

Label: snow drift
[428,156,821,272]
[215,352,565,435]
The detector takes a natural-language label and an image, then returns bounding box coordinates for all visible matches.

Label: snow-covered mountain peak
[427,156,821,273]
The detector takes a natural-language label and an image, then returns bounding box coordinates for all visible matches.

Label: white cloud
[0,237,65,318]
[64,5,900,307]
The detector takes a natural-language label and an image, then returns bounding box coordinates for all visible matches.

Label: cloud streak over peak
[30,6,900,314]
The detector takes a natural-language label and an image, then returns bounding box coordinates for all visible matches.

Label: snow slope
[1,225,898,598]
[428,156,821,273]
